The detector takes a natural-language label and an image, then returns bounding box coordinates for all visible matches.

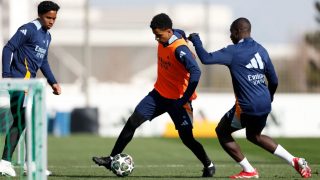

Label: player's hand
[51,83,61,95]
[187,33,200,43]
[174,29,187,41]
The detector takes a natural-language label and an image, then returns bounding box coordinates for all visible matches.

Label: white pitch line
[47,163,289,169]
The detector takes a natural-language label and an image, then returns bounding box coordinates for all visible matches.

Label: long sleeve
[40,54,57,85]
[2,26,30,78]
[2,46,13,78]
[264,52,278,101]
[175,45,201,103]
[191,34,233,66]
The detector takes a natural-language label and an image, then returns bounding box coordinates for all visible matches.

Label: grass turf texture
[4,135,320,179]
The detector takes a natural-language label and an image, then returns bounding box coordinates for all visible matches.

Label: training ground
[22,135,320,179]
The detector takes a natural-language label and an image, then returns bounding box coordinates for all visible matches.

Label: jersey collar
[32,19,42,30]
[239,37,253,44]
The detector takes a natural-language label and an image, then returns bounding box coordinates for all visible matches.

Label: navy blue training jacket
[192,36,278,116]
[2,19,57,85]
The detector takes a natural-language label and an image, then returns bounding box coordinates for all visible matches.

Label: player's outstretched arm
[188,33,214,65]
[188,33,233,66]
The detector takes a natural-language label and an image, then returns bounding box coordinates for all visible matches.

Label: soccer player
[187,17,312,178]
[92,13,215,177]
[0,1,61,177]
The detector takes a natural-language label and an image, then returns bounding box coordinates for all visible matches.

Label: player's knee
[215,124,224,138]
[246,133,259,144]
[127,112,146,129]
[215,123,235,144]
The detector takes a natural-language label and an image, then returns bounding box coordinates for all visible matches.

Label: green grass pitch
[47,135,319,180]
[6,135,320,179]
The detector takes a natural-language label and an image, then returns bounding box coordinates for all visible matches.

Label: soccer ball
[111,153,134,177]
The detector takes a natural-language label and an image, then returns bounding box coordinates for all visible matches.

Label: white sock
[239,157,255,172]
[207,162,214,168]
[273,144,294,166]
[1,159,12,166]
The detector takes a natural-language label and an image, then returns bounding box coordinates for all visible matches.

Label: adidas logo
[245,52,264,69]
[179,51,186,58]
[20,29,27,35]
[181,120,189,126]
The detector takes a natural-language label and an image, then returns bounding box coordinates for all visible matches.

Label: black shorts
[223,106,268,133]
[134,89,193,130]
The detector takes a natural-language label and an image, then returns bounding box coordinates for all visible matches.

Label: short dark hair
[150,13,172,30]
[231,17,251,33]
[38,1,60,15]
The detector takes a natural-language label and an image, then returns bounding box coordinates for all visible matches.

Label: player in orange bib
[93,13,215,177]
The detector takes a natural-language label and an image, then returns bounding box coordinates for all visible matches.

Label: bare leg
[215,116,244,162]
[243,113,278,153]
[246,133,278,153]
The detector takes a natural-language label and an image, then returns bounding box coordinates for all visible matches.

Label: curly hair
[150,13,172,30]
[38,1,60,15]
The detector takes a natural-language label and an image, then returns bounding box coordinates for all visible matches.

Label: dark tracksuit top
[2,19,57,85]
[192,37,278,116]
[1,19,58,161]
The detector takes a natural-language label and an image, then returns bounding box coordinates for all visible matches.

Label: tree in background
[304,1,320,91]
[305,1,320,50]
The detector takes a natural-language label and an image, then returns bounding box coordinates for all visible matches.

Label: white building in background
[1,0,235,83]
[8,0,31,36]
[1,0,294,66]
[49,1,233,49]
[1,0,318,138]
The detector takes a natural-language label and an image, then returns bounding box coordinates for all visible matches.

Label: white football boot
[0,160,16,177]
